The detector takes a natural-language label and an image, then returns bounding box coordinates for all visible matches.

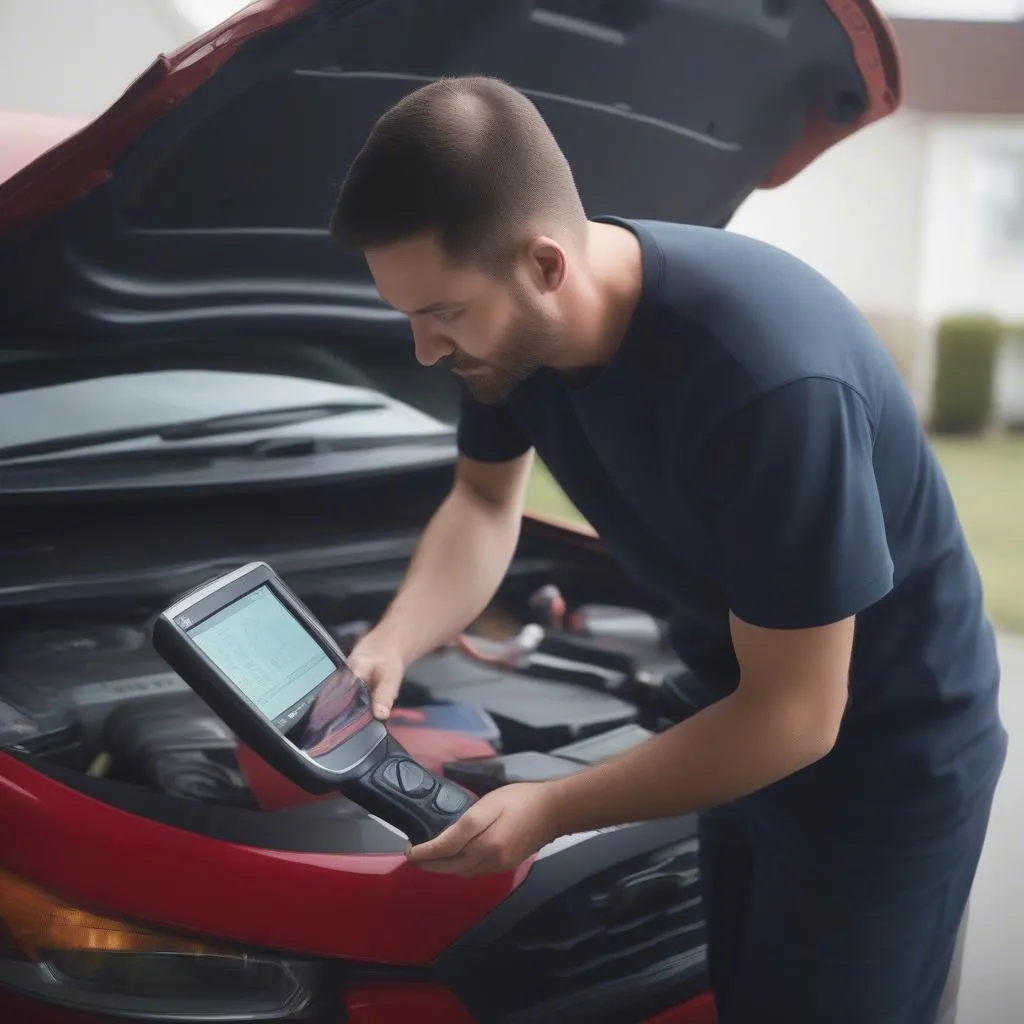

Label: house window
[974,149,1024,258]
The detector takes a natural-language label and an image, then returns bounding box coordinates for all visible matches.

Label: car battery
[388,702,503,748]
[519,642,633,694]
[404,649,639,753]
[552,723,653,764]
[444,751,585,795]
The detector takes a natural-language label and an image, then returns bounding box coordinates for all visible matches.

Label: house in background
[1,3,1022,421]
[730,17,1024,423]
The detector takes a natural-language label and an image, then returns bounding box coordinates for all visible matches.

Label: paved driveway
[957,633,1024,1023]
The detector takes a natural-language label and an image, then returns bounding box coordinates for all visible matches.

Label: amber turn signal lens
[0,868,215,960]
[0,869,322,1021]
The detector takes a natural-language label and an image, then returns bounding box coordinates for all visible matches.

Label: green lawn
[525,436,1024,635]
[932,436,1024,634]
[525,462,588,527]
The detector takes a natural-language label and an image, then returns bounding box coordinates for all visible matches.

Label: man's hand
[346,631,406,720]
[406,783,562,877]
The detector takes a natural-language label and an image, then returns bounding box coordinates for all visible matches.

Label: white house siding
[916,116,1024,420]
[728,108,931,395]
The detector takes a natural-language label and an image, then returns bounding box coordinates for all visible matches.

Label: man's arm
[349,384,535,718]
[544,612,853,834]
[369,448,534,667]
[361,381,535,665]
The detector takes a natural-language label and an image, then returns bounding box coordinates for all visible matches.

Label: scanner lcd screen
[188,584,372,748]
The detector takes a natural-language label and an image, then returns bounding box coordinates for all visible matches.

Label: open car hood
[0,0,900,346]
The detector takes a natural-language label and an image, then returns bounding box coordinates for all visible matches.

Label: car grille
[449,838,708,1024]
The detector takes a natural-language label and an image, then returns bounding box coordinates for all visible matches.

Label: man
[329,76,1007,1023]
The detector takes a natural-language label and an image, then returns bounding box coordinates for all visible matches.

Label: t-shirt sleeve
[699,376,894,630]
[455,383,533,463]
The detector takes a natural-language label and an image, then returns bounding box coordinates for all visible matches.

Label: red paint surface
[0,992,117,1024]
[344,986,716,1024]
[343,987,717,1024]
[0,751,527,965]
[643,992,718,1024]
[761,0,902,187]
[1,985,717,1024]
[345,984,476,1024]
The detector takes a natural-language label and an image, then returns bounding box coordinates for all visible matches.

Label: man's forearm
[543,687,836,835]
[370,488,521,665]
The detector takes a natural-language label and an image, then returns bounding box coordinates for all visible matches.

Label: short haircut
[329,75,587,270]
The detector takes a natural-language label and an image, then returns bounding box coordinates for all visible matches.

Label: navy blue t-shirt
[457,218,1007,841]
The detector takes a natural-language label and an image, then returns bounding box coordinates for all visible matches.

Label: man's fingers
[374,688,393,720]
[406,817,475,862]
[410,831,514,877]
[409,828,493,875]
[360,669,397,720]
[413,852,484,875]
[407,807,501,864]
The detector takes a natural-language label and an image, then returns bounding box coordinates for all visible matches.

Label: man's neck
[553,220,644,371]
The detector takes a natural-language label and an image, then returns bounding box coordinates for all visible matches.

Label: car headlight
[0,868,328,1021]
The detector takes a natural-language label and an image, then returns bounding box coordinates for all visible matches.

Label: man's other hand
[406,782,561,877]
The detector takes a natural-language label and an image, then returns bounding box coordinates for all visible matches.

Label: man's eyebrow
[408,301,462,315]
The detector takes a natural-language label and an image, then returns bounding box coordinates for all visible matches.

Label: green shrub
[1002,324,1024,434]
[931,315,1005,435]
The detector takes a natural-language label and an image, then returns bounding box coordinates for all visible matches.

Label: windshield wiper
[0,401,387,463]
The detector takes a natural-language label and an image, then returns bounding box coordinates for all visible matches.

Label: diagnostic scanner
[152,562,474,844]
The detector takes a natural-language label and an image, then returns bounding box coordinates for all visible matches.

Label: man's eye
[434,309,463,324]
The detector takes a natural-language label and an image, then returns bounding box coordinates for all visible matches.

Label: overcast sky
[173,0,1024,33]
[883,0,1024,16]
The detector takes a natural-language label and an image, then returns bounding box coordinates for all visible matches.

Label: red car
[0,2,900,1022]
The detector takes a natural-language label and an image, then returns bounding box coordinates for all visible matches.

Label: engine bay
[0,565,711,821]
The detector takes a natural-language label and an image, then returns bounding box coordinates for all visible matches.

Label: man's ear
[523,236,568,293]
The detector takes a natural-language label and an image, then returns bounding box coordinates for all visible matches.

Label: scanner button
[434,783,470,815]
[379,758,402,792]
[397,759,433,797]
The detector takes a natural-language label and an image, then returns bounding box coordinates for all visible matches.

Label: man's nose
[410,321,454,367]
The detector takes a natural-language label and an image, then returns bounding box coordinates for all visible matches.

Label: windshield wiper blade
[158,402,386,440]
[0,402,386,463]
[0,432,457,481]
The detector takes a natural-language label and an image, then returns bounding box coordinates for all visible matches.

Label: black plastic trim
[499,950,707,1024]
[0,957,343,1024]
[449,816,699,946]
[436,818,707,1024]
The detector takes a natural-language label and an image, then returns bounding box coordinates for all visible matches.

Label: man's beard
[449,307,560,405]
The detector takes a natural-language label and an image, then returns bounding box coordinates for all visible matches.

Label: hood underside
[0,0,900,347]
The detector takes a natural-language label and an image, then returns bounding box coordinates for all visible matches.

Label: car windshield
[0,343,459,467]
